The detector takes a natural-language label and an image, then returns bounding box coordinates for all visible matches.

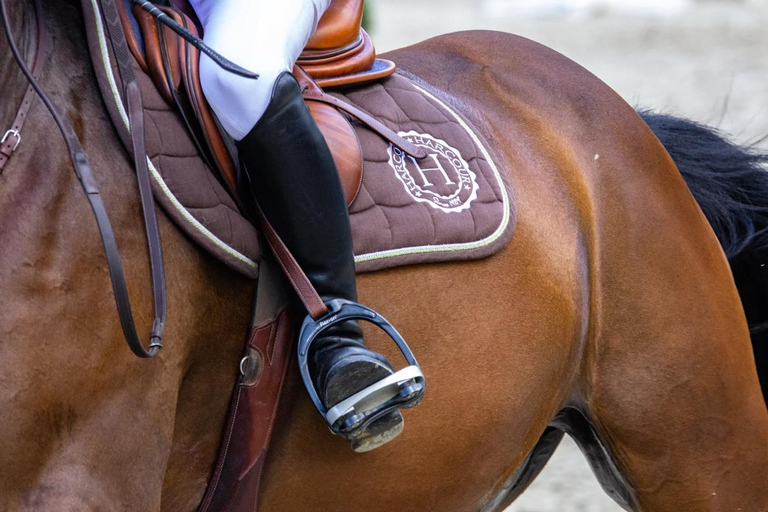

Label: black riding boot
[236,72,418,451]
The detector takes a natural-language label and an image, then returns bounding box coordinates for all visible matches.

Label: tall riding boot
[236,72,421,452]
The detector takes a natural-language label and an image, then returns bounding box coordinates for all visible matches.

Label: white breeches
[188,0,332,140]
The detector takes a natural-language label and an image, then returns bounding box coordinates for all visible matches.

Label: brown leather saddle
[120,0,422,207]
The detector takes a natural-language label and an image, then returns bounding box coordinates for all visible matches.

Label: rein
[0,0,166,358]
[0,0,44,173]
[1,0,403,358]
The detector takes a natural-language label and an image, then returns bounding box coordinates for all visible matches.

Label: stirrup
[297,299,426,438]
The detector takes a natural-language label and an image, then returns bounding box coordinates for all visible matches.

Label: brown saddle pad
[85,5,515,278]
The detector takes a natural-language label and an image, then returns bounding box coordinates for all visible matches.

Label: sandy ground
[367,1,768,510]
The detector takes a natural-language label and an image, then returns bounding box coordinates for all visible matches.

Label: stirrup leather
[298,299,426,437]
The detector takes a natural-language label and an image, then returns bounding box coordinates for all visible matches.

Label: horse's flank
[1,2,767,512]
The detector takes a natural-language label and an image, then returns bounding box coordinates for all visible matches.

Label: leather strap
[0,0,45,173]
[197,256,296,512]
[295,66,428,160]
[94,0,168,357]
[257,206,329,320]
[0,0,167,358]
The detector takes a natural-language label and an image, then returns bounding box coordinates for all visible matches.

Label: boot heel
[350,411,404,453]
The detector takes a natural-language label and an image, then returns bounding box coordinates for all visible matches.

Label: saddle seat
[123,0,398,207]
[299,0,397,88]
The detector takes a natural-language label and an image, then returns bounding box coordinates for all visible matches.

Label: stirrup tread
[326,365,424,428]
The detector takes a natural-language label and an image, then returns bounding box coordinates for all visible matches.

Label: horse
[1,1,767,510]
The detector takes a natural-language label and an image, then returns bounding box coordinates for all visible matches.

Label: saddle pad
[343,74,515,272]
[83,0,513,276]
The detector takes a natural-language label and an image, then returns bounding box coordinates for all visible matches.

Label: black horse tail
[639,110,768,403]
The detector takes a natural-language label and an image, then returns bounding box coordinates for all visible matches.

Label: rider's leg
[190,0,326,139]
[190,0,423,451]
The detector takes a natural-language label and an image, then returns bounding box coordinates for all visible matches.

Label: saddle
[122,0,411,206]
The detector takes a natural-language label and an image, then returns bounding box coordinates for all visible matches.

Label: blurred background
[369,0,768,150]
[365,1,768,510]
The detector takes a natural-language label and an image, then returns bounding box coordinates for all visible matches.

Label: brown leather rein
[1,0,420,359]
[1,0,166,358]
[0,0,332,360]
[0,0,44,173]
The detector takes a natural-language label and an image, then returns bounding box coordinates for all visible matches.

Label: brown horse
[1,1,767,511]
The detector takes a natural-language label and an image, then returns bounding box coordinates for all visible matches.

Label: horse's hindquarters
[261,31,768,511]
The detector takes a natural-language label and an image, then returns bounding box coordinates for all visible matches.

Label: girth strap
[0,0,166,358]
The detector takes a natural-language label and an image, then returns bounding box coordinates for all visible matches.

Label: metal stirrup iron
[297,300,426,436]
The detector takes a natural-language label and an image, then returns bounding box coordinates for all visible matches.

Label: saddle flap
[308,101,363,205]
[172,10,241,197]
[295,66,364,205]
[133,5,182,104]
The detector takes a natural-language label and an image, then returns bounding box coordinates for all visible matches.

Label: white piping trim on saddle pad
[88,0,258,270]
[354,82,513,264]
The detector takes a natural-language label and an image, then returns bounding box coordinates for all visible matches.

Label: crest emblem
[387,131,479,213]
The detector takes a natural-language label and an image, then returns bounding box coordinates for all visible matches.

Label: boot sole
[350,411,404,453]
[324,358,405,452]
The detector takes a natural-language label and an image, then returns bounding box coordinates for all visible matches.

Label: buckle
[1,129,20,151]
[297,299,425,436]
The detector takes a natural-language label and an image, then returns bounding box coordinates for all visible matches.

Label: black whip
[131,0,258,79]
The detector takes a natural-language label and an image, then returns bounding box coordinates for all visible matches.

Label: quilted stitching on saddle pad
[139,73,262,268]
[344,74,515,272]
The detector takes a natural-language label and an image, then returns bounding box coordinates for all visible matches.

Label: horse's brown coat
[1,2,766,511]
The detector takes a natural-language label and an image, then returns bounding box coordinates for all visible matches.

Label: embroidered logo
[387,131,479,213]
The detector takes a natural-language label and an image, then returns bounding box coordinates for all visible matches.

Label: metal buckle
[1,129,20,151]
[297,299,426,435]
